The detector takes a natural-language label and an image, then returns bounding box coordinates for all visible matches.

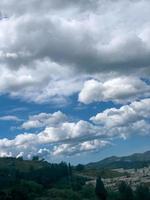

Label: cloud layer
[79,77,150,104]
[91,98,150,138]
[0,0,150,103]
[0,98,149,159]
[21,111,67,130]
[0,0,150,160]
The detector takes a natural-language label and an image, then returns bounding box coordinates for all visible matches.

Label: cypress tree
[95,176,107,200]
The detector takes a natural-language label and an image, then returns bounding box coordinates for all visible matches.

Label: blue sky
[0,0,150,164]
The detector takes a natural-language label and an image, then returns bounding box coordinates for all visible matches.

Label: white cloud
[0,115,21,121]
[91,98,150,138]
[0,97,150,159]
[0,60,83,104]
[37,120,101,144]
[52,139,110,156]
[21,111,67,130]
[79,77,150,104]
[0,109,106,158]
[0,116,102,158]
[91,98,150,127]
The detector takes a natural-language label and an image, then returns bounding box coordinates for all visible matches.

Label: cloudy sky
[0,0,150,164]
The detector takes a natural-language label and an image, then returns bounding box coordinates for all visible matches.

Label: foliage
[0,157,149,200]
[118,181,134,200]
[78,168,125,178]
[135,184,150,200]
[95,177,107,200]
[80,184,97,200]
[75,164,85,172]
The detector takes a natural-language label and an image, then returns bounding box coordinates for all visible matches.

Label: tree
[75,164,84,172]
[95,177,107,200]
[46,188,81,200]
[81,184,97,200]
[32,156,39,161]
[118,181,133,200]
[68,163,72,177]
[0,191,8,200]
[135,184,150,200]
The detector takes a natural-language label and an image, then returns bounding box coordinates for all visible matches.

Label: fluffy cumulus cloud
[52,140,110,156]
[38,120,103,144]
[79,77,150,104]
[21,111,67,130]
[91,98,150,138]
[0,60,83,104]
[0,98,150,159]
[0,113,109,158]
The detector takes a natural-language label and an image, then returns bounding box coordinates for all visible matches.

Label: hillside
[0,157,85,200]
[0,153,149,199]
[86,151,150,169]
[0,157,50,172]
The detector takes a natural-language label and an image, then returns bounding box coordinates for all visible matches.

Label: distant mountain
[86,151,150,169]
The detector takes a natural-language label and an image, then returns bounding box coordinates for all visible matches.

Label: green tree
[135,184,150,200]
[81,184,97,199]
[32,156,39,161]
[118,181,133,200]
[0,191,8,200]
[107,191,119,200]
[75,164,85,172]
[95,177,107,200]
[46,188,81,200]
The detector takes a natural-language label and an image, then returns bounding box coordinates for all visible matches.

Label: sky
[0,0,150,164]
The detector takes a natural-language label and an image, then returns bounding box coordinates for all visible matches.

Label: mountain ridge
[86,150,150,169]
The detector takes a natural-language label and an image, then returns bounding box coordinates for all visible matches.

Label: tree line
[95,177,150,200]
[0,157,149,200]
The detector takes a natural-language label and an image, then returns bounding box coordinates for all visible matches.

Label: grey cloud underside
[0,0,150,75]
[0,0,150,103]
[0,0,98,15]
[1,19,150,75]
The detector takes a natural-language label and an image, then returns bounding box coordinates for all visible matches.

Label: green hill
[86,151,150,169]
[0,157,49,172]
